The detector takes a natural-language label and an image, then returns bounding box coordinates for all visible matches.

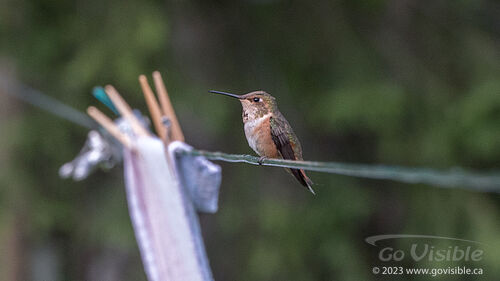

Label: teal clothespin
[93,86,119,115]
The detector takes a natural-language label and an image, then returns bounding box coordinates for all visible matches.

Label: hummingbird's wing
[270,116,314,194]
[269,116,296,160]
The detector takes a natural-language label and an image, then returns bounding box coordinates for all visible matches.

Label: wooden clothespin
[87,84,151,149]
[139,71,184,145]
[86,72,184,150]
[87,106,132,149]
[105,85,150,137]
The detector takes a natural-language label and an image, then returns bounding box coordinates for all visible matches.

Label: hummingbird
[210,90,315,194]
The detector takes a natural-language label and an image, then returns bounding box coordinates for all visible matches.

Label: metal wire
[179,149,500,193]
[3,78,95,128]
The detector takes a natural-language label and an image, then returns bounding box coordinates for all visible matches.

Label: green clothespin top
[93,86,119,115]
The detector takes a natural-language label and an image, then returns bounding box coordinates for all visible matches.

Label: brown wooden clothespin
[139,71,184,145]
[87,85,150,149]
[86,72,184,151]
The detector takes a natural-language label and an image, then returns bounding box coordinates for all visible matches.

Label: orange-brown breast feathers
[244,114,280,158]
[253,116,280,158]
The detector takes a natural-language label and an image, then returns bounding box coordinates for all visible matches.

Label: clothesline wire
[2,77,95,128]
[179,149,500,193]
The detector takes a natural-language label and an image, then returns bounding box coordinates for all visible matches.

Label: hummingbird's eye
[253,97,260,102]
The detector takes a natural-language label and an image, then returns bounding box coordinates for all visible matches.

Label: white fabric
[123,137,212,281]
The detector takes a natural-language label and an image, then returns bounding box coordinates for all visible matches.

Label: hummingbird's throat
[241,101,269,122]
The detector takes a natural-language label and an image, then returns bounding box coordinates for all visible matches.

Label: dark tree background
[1,0,499,280]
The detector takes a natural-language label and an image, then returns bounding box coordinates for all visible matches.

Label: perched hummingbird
[210,90,315,194]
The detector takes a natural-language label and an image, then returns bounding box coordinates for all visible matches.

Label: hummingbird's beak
[209,90,243,99]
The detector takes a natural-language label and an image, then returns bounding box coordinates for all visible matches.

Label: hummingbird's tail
[290,168,315,195]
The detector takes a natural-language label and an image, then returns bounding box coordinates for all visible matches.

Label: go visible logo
[365,234,484,262]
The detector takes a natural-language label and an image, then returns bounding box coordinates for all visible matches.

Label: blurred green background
[1,0,499,280]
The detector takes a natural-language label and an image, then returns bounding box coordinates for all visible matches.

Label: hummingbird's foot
[258,156,268,165]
